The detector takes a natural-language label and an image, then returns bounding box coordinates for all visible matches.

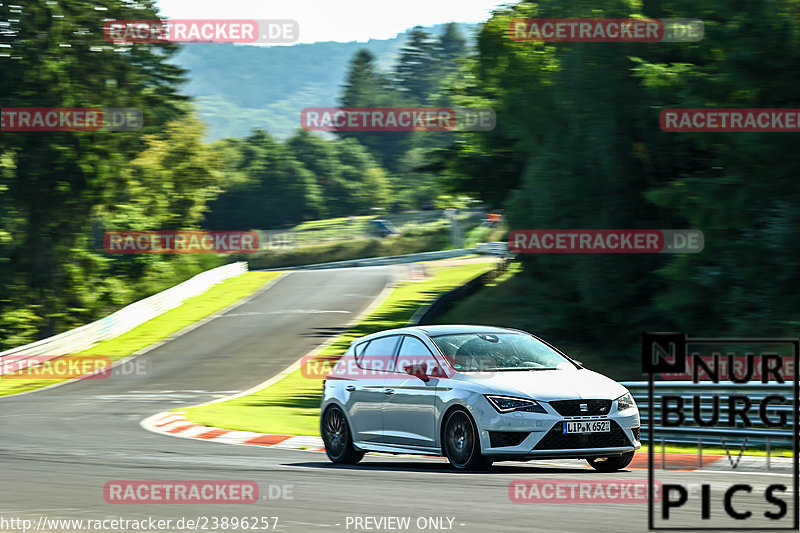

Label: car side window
[353,342,367,357]
[394,336,443,377]
[357,335,400,372]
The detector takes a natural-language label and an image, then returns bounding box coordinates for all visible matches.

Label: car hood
[457,368,627,401]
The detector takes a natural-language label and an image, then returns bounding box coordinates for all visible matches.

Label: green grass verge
[183,258,499,436]
[434,263,644,380]
[247,231,452,270]
[248,211,486,270]
[292,215,373,231]
[0,271,282,396]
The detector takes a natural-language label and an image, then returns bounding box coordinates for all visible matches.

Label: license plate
[563,420,610,434]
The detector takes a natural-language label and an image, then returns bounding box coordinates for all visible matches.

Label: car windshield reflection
[429,333,573,372]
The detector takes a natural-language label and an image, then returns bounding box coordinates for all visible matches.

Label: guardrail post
[698,437,702,471]
[766,437,770,470]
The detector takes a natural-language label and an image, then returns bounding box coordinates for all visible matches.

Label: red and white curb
[140,411,791,472]
[141,411,441,459]
[141,411,325,452]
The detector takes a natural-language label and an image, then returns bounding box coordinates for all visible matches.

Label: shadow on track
[284,460,610,475]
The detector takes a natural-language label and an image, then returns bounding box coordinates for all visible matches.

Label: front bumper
[474,401,641,458]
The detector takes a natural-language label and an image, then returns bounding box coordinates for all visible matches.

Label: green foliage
[436,23,468,74]
[463,225,491,248]
[0,1,225,349]
[288,131,391,217]
[0,8,468,351]
[202,130,320,229]
[172,24,477,141]
[335,25,471,175]
[437,0,800,352]
[0,307,42,351]
[12,0,799,365]
[337,49,414,172]
[247,230,451,270]
[396,27,440,104]
[203,129,393,228]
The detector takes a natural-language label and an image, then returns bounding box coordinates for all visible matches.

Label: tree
[429,0,676,349]
[337,49,412,172]
[635,0,800,336]
[287,131,391,217]
[435,23,467,76]
[395,26,438,104]
[204,130,322,229]
[429,0,800,352]
[0,0,190,342]
[340,50,392,108]
[286,129,341,218]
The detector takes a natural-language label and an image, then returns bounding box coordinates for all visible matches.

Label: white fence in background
[0,262,248,374]
[475,241,509,256]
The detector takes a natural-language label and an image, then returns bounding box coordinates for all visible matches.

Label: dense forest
[443,0,800,352]
[2,0,800,360]
[0,2,469,349]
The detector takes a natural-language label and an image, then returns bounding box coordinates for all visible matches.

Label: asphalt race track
[0,266,795,533]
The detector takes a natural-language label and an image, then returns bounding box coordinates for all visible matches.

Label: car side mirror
[403,361,430,382]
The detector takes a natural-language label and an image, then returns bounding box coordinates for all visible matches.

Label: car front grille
[533,421,632,450]
[549,399,612,416]
[489,431,530,448]
[632,427,640,441]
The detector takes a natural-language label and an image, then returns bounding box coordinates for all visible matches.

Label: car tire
[321,405,364,465]
[587,451,635,472]
[442,408,491,470]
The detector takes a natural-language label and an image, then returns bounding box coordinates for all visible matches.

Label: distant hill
[172,23,479,141]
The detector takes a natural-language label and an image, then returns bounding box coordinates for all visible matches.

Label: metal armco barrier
[256,242,509,271]
[475,241,509,256]
[0,262,248,374]
[621,381,796,446]
[277,248,476,271]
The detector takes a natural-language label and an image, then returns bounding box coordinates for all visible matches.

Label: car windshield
[429,333,573,372]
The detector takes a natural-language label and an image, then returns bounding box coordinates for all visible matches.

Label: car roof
[352,324,528,344]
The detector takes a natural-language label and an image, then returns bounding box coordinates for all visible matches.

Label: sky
[154,0,515,44]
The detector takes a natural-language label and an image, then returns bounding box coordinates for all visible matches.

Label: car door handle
[384,389,395,395]
[345,385,356,391]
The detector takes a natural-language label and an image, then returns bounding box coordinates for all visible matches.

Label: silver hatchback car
[320,325,640,470]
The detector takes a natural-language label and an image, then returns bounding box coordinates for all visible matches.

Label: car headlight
[485,395,546,414]
[616,392,636,411]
